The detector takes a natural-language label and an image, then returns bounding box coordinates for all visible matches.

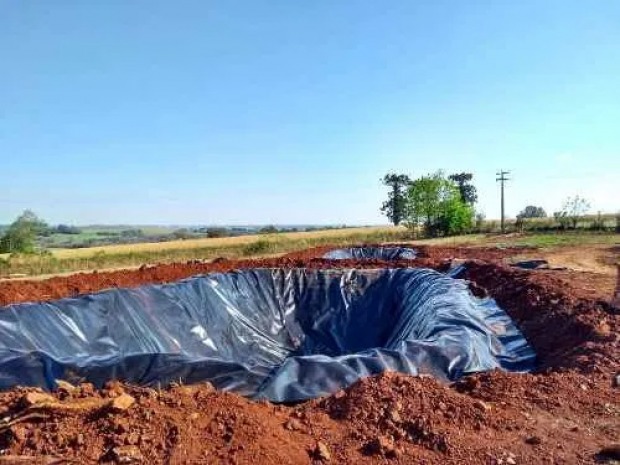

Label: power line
[496,170,510,233]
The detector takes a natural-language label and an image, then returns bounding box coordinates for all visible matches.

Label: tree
[554,196,590,229]
[405,172,473,237]
[56,224,82,234]
[205,227,230,238]
[517,205,547,219]
[448,172,478,205]
[259,225,279,234]
[380,173,411,226]
[172,228,193,240]
[0,210,48,253]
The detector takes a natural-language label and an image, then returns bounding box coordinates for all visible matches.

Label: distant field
[48,226,396,259]
[1,224,618,278]
[0,226,411,277]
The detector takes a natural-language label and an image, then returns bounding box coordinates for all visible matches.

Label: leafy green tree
[448,172,478,205]
[0,210,48,253]
[517,205,547,219]
[405,172,473,237]
[380,173,411,226]
[438,193,475,236]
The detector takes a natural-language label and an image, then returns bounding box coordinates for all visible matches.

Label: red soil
[0,246,529,307]
[0,245,617,464]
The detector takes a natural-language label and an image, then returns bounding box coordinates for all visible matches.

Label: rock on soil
[109,393,135,412]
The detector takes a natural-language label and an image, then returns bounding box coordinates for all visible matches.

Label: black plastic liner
[323,247,417,260]
[0,268,535,402]
[511,259,549,270]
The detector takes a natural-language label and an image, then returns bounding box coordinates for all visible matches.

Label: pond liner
[322,247,417,260]
[0,268,535,402]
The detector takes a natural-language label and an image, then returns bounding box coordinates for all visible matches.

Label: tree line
[381,172,616,237]
[0,210,357,255]
[381,171,478,237]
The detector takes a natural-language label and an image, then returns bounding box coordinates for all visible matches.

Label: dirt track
[0,245,617,464]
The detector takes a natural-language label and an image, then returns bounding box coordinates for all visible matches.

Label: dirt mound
[0,382,314,464]
[311,372,519,462]
[0,370,616,464]
[460,262,619,373]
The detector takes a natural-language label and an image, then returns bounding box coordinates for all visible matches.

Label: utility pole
[496,170,510,233]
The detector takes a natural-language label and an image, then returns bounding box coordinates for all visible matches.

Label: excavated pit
[0,267,534,402]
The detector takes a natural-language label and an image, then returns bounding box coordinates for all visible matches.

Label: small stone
[74,433,85,446]
[109,393,136,412]
[613,373,620,388]
[55,380,77,393]
[365,435,397,458]
[505,453,517,465]
[284,418,303,431]
[525,436,542,446]
[598,443,620,460]
[313,441,331,461]
[189,412,200,421]
[78,383,96,396]
[387,408,401,423]
[473,400,491,411]
[111,445,144,463]
[104,381,126,398]
[125,432,140,446]
[596,320,611,335]
[22,391,56,407]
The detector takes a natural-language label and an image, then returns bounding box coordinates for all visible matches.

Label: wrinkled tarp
[323,247,417,260]
[0,268,535,402]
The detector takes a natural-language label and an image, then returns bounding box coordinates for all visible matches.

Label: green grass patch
[488,232,619,248]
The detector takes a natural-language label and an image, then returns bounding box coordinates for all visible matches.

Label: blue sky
[1,1,618,225]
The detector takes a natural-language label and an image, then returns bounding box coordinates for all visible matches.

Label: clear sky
[1,1,618,225]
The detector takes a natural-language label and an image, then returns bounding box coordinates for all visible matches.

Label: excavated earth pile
[0,245,617,464]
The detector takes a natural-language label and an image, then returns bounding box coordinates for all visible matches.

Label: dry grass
[1,226,411,277]
[2,227,617,279]
[48,227,398,259]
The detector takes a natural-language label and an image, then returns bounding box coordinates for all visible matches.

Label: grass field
[0,226,411,277]
[47,226,398,259]
[1,227,617,278]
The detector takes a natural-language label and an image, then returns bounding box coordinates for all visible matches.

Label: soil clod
[109,394,136,413]
[312,441,331,461]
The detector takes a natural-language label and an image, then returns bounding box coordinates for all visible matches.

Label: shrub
[242,239,274,256]
[205,228,230,238]
[259,225,279,234]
